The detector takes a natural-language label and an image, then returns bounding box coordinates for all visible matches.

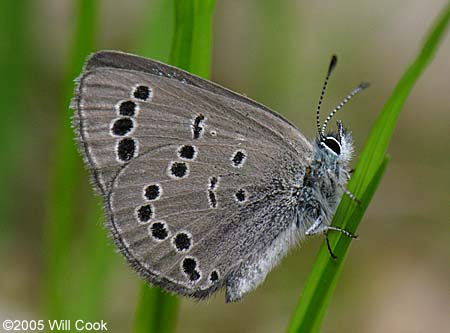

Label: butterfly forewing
[73,51,312,298]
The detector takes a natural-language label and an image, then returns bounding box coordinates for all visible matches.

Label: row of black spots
[192,114,205,139]
[136,184,162,224]
[116,84,152,118]
[116,85,150,135]
[168,161,189,179]
[234,188,247,203]
[117,138,138,162]
[166,144,196,183]
[172,232,192,252]
[112,99,137,137]
[112,101,138,162]
[113,84,152,162]
[113,94,140,161]
[182,257,201,282]
[178,144,197,160]
[231,150,247,168]
[149,221,169,241]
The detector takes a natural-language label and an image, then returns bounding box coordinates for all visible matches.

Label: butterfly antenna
[321,81,370,136]
[316,55,338,140]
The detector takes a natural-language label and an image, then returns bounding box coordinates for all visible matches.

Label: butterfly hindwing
[109,140,302,297]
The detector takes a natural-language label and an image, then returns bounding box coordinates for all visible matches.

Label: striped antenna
[321,81,370,137]
[316,55,338,139]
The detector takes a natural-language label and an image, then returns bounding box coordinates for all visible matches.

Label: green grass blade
[44,0,99,321]
[350,2,450,198]
[287,157,389,333]
[0,0,29,245]
[287,3,450,332]
[169,0,194,71]
[133,1,215,332]
[134,285,179,333]
[72,198,113,320]
[138,0,174,61]
[170,0,215,75]
[189,0,215,77]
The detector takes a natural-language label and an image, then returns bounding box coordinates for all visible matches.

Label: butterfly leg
[324,232,338,259]
[326,226,358,239]
[343,187,361,204]
[304,217,338,258]
[306,217,358,259]
[304,216,325,236]
[306,220,358,239]
[325,226,358,259]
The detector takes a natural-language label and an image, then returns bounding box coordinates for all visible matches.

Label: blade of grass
[0,0,28,245]
[169,0,194,71]
[134,285,179,333]
[138,0,174,61]
[287,3,450,332]
[189,0,215,77]
[351,2,450,199]
[287,157,389,333]
[252,2,293,111]
[133,1,215,332]
[72,198,113,320]
[44,0,100,321]
[170,0,215,75]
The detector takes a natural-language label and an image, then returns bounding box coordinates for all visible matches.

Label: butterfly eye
[323,136,341,155]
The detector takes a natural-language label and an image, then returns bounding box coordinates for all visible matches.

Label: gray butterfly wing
[85,50,304,133]
[72,51,313,301]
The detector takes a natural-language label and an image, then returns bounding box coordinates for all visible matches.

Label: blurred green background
[0,0,449,332]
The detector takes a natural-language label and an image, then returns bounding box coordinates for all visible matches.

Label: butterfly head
[314,55,368,164]
[318,120,353,164]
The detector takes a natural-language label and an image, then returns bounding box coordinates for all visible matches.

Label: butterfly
[71,51,368,302]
